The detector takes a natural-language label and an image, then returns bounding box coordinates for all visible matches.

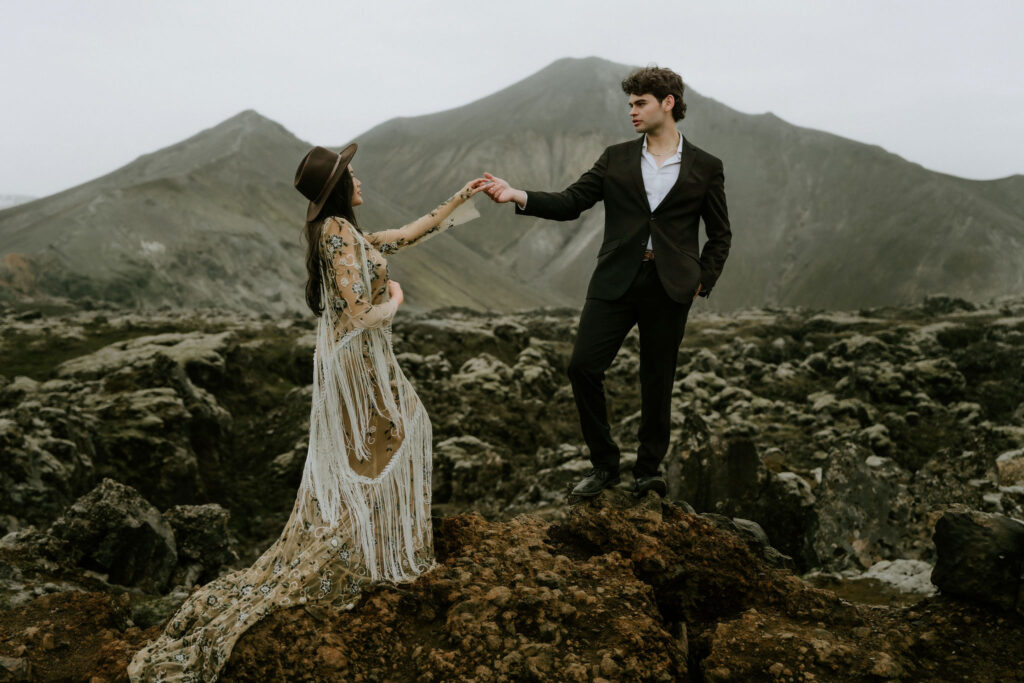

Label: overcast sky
[2,0,1021,197]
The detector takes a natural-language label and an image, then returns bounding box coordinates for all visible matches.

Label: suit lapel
[657,137,697,210]
[629,137,651,212]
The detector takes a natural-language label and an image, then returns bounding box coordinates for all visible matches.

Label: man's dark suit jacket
[515,135,731,302]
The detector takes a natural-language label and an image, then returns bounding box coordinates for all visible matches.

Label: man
[482,65,731,499]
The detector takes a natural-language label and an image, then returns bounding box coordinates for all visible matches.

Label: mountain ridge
[0,106,555,313]
[3,57,1022,313]
[347,56,1024,309]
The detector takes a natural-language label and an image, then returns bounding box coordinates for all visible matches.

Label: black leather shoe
[571,468,621,497]
[632,475,667,498]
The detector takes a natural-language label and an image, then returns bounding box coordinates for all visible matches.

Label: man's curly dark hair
[621,66,687,121]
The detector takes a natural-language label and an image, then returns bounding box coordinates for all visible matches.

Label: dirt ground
[2,494,1022,682]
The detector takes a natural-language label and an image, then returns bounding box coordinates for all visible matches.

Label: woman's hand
[458,177,492,200]
[388,280,404,307]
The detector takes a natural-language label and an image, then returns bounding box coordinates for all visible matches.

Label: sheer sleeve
[322,217,398,329]
[363,189,477,255]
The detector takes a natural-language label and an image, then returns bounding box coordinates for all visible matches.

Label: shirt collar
[642,131,684,157]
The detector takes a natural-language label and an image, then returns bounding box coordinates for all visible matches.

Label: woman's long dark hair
[303,168,358,316]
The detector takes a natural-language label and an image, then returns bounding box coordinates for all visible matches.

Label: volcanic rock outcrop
[1,294,1024,678]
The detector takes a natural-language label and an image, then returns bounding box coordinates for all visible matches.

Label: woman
[128,143,490,681]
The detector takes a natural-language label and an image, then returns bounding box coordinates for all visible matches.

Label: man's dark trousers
[568,259,691,479]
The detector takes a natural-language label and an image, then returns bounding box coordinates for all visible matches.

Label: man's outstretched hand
[482,173,526,206]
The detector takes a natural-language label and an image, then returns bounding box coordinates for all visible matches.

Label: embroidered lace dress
[127,190,478,682]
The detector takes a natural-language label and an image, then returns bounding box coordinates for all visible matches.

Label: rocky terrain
[1,293,1023,680]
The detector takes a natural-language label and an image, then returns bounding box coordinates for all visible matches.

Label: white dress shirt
[640,131,683,250]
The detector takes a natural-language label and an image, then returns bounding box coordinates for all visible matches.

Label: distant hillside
[3,57,1022,314]
[0,112,557,314]
[351,57,1024,309]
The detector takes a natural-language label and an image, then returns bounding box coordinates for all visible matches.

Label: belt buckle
[642,249,655,261]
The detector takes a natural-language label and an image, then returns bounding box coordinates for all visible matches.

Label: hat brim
[305,142,358,222]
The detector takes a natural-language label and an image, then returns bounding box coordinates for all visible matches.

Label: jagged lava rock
[162,504,238,586]
[48,478,177,592]
[930,509,1024,614]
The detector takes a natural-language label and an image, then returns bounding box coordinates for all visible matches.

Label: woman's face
[349,165,363,207]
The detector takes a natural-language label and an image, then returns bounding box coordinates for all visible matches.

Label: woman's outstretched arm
[363,179,489,254]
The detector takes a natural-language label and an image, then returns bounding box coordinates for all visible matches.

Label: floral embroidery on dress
[326,234,345,251]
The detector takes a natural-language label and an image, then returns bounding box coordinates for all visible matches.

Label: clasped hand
[460,177,493,199]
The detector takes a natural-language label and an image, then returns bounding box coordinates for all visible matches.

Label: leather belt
[642,249,655,261]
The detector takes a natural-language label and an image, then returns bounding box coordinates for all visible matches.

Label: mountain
[0,112,556,314]
[350,57,1024,309]
[0,112,313,312]
[4,57,1022,313]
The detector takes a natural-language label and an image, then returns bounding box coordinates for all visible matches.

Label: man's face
[628,92,673,133]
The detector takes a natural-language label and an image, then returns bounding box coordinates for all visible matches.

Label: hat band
[312,152,345,206]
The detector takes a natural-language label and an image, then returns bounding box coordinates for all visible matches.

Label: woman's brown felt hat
[294,143,357,222]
